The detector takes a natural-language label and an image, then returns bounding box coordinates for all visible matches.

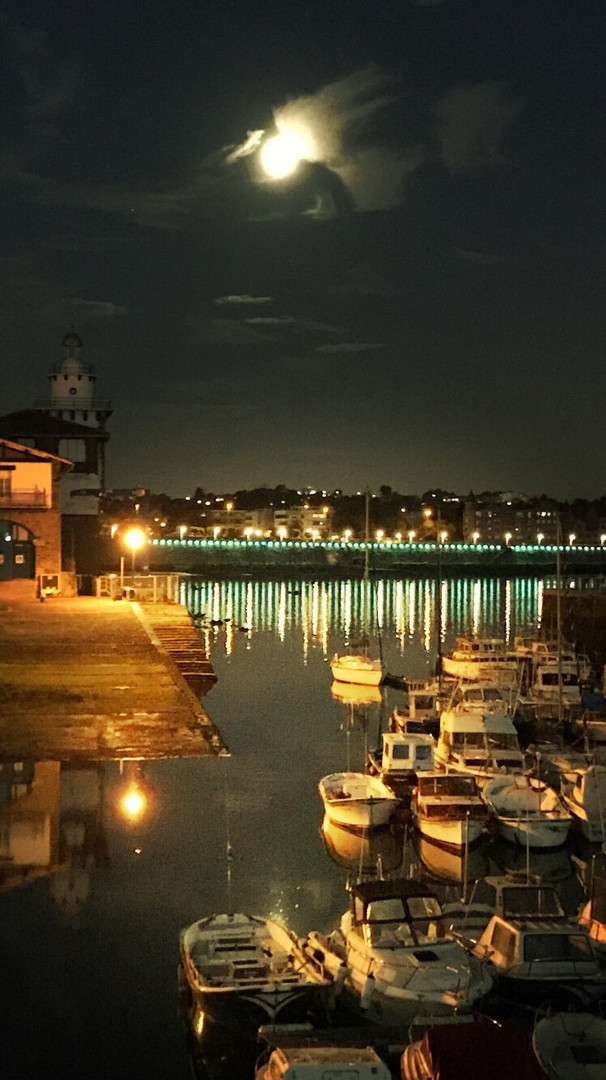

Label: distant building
[0,436,72,587]
[462,492,559,544]
[0,330,112,575]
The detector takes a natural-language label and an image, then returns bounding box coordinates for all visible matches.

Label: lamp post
[124,527,146,574]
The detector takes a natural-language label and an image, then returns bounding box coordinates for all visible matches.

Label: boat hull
[415,815,486,850]
[319,772,399,832]
[179,913,331,1036]
[330,654,384,686]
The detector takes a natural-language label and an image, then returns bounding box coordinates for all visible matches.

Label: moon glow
[259,130,312,179]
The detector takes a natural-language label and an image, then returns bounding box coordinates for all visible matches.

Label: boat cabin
[436,710,524,776]
[415,773,485,816]
[349,878,446,949]
[531,664,581,706]
[371,730,434,782]
[448,684,509,711]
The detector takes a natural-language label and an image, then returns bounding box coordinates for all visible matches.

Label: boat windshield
[523,934,594,963]
[501,886,564,919]
[418,775,476,796]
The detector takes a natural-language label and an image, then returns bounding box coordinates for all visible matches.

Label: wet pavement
[0,580,226,761]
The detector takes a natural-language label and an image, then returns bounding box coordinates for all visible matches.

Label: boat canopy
[441,713,517,734]
[407,1021,544,1080]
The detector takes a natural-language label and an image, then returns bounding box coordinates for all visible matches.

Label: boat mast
[556,516,563,725]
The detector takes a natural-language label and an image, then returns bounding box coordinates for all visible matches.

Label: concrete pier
[0,580,226,761]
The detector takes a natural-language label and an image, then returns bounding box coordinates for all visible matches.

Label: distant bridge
[147,536,606,577]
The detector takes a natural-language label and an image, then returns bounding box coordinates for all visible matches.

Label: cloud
[315,342,385,354]
[194,320,271,345]
[66,298,128,319]
[436,81,524,173]
[214,295,273,306]
[246,315,342,333]
[229,67,424,214]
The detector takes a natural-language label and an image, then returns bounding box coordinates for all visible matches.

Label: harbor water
[0,574,597,1078]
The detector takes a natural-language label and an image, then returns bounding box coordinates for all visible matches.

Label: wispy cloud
[214,295,273,306]
[67,298,128,319]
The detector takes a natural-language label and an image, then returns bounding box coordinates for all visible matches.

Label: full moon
[259,130,311,180]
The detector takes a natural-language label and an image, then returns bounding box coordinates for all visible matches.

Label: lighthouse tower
[48,329,109,430]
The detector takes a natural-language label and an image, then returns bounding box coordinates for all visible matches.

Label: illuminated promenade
[148,536,606,576]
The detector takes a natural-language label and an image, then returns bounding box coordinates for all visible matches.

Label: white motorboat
[303,877,494,1026]
[318,771,400,831]
[435,685,525,786]
[482,773,573,849]
[255,1040,393,1080]
[441,636,519,684]
[532,1011,606,1080]
[179,912,332,1035]
[558,763,606,843]
[470,878,606,1009]
[412,771,489,850]
[367,729,435,796]
[525,663,582,710]
[330,652,385,686]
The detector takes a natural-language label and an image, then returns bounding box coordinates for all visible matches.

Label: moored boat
[367,729,435,797]
[435,685,525,786]
[303,877,494,1027]
[401,1017,545,1080]
[442,636,519,684]
[532,1011,606,1080]
[330,653,385,687]
[318,771,400,832]
[179,912,332,1036]
[412,771,488,850]
[481,773,573,849]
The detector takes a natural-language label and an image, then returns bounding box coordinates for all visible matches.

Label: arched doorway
[0,520,36,580]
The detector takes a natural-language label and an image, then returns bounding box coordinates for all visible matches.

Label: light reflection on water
[182,574,543,670]
[1,574,585,1080]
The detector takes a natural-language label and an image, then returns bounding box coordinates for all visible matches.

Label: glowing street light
[440,530,448,544]
[343,529,352,543]
[472,531,480,544]
[375,529,384,543]
[537,532,544,545]
[568,533,576,546]
[504,532,512,546]
[408,530,416,543]
[178,524,187,540]
[601,534,606,546]
[124,526,146,572]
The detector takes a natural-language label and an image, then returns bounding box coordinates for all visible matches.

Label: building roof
[0,436,73,470]
[0,410,109,440]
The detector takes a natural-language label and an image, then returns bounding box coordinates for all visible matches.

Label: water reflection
[183,575,543,672]
[1,574,591,1079]
[320,815,406,878]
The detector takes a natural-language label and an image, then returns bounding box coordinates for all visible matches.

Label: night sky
[2,0,605,498]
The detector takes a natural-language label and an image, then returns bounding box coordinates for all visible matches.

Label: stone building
[0,330,112,575]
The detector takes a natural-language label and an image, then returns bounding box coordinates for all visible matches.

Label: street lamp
[472,531,480,544]
[408,530,416,544]
[568,533,576,546]
[504,532,512,546]
[601,534,606,546]
[537,532,544,545]
[124,527,146,573]
[375,529,384,543]
[440,530,448,544]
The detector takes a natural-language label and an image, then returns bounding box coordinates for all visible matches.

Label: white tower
[48,329,100,428]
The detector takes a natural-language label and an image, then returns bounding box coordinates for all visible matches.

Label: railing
[0,490,49,507]
[96,573,182,602]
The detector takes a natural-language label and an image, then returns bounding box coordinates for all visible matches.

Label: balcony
[0,489,49,508]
